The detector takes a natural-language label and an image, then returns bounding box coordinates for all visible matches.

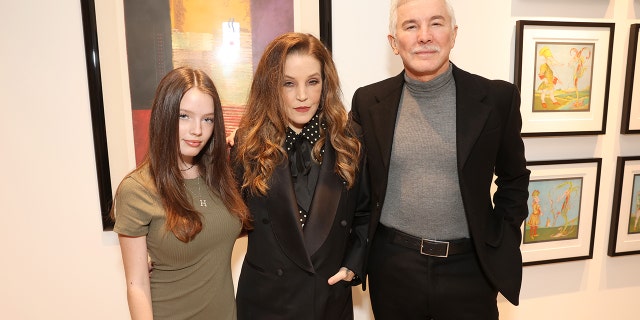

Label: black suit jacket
[350,64,530,305]
[233,130,371,319]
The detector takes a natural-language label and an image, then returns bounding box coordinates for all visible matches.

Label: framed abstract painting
[81,0,331,230]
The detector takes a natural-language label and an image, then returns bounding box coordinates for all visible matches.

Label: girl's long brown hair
[113,67,250,242]
[235,33,361,196]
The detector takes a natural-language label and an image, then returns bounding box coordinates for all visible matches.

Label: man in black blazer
[350,0,530,319]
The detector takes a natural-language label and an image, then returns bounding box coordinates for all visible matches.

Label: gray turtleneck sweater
[380,64,470,240]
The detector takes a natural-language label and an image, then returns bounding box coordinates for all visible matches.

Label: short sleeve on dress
[112,175,157,237]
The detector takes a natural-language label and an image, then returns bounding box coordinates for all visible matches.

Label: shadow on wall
[510,0,611,18]
[386,46,405,76]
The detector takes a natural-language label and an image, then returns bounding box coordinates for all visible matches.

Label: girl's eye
[204,117,214,123]
[179,113,188,119]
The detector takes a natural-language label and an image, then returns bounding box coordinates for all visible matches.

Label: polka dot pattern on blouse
[285,112,326,156]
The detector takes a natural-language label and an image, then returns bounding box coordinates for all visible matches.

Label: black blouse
[285,113,326,228]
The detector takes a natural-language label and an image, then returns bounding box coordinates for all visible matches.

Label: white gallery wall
[1,0,639,319]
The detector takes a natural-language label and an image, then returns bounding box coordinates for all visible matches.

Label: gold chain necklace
[186,177,207,207]
[196,177,207,207]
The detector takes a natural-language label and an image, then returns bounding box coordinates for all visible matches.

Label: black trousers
[368,225,499,320]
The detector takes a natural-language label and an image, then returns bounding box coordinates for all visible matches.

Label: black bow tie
[285,113,326,220]
[285,113,324,152]
[285,113,325,177]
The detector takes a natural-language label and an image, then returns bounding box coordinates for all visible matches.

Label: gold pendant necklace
[196,177,207,207]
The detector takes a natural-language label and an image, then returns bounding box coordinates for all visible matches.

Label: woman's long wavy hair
[235,32,361,196]
[113,67,251,242]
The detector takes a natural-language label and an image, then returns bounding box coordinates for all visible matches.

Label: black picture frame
[80,0,333,230]
[607,156,640,256]
[621,24,640,134]
[522,158,601,266]
[514,20,614,137]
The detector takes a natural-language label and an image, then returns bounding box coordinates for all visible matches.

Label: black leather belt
[378,224,473,257]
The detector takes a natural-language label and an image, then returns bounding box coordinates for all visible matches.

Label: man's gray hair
[389,0,457,37]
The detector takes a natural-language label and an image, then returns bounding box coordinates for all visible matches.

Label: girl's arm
[118,234,153,320]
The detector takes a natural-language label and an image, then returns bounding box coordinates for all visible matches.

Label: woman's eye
[308,79,320,86]
[204,117,214,123]
[283,81,294,87]
[179,113,188,119]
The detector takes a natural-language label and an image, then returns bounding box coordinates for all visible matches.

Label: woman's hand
[226,128,238,147]
[327,267,355,285]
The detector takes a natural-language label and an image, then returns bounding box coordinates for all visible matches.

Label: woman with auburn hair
[232,32,371,319]
[112,67,250,320]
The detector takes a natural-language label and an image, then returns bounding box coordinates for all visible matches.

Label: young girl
[112,67,250,320]
[232,32,370,320]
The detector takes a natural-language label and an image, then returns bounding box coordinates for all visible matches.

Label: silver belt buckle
[420,239,449,257]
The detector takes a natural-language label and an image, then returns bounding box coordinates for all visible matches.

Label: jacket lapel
[369,67,491,171]
[453,65,493,170]
[303,141,341,256]
[368,73,405,171]
[268,163,315,273]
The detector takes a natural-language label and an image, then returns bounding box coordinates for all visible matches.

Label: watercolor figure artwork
[532,42,595,112]
[524,178,583,244]
[628,174,640,234]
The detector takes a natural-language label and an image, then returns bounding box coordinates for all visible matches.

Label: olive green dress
[114,168,241,320]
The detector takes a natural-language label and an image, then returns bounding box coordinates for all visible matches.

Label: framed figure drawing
[81,0,330,230]
[521,159,601,266]
[515,20,614,137]
[608,156,640,256]
[621,24,640,134]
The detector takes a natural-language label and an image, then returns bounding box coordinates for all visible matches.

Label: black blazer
[233,129,370,320]
[350,64,530,305]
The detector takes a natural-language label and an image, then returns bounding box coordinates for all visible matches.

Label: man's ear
[388,35,399,55]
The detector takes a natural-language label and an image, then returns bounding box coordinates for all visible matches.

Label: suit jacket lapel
[369,67,491,172]
[368,73,405,171]
[268,163,315,273]
[453,65,493,170]
[303,141,341,256]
